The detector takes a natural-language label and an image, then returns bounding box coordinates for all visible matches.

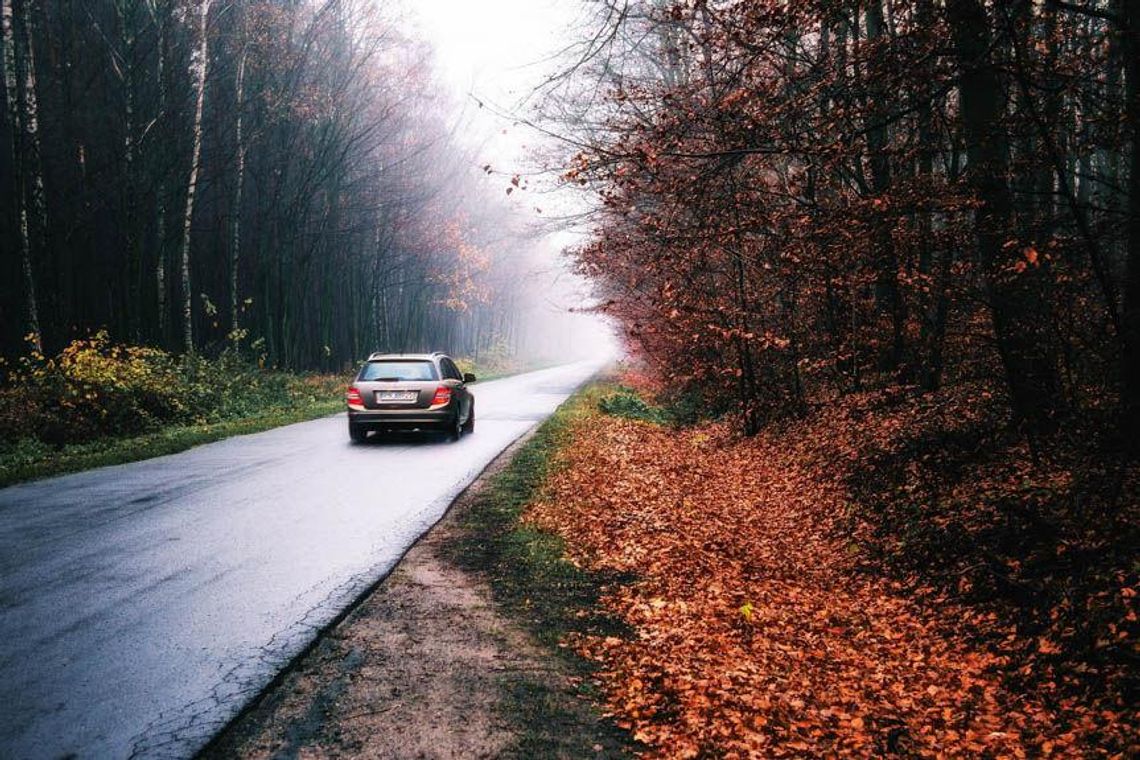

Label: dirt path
[200,435,607,760]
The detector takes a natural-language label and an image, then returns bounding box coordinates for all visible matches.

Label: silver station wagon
[345,352,475,442]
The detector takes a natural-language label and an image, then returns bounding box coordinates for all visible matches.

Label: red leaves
[524,393,1135,758]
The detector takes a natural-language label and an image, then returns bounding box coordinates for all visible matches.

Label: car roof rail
[365,351,446,361]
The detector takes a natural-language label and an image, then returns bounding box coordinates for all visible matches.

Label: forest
[555,0,1139,445]
[0,0,533,371]
[534,1,1140,753]
[0,0,1137,754]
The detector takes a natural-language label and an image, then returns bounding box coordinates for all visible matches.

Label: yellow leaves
[739,601,754,621]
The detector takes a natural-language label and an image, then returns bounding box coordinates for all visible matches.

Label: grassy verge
[0,398,342,488]
[444,382,635,758]
[0,351,555,490]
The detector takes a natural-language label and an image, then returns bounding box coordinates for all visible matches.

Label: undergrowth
[598,387,671,425]
[0,332,346,486]
[446,382,635,758]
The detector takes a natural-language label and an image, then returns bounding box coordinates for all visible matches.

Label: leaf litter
[524,387,1138,758]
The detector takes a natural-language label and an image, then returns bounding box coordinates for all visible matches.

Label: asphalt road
[0,360,602,759]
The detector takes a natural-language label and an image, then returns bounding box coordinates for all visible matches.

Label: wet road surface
[0,361,601,759]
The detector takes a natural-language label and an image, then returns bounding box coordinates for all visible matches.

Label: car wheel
[462,403,475,434]
[448,413,462,441]
[349,422,368,443]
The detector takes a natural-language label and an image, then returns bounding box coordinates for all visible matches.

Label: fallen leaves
[523,394,1138,758]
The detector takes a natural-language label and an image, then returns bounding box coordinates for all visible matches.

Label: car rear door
[439,358,469,416]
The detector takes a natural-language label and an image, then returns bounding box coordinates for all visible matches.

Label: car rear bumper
[348,408,453,430]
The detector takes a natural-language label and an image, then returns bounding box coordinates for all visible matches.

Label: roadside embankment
[0,333,521,487]
[201,376,1138,758]
[200,384,633,759]
[526,380,1138,757]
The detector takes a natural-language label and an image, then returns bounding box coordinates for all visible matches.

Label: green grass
[446,382,635,758]
[0,398,342,488]
[597,386,671,425]
[0,356,555,490]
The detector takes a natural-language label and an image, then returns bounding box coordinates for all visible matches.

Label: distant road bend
[0,361,602,759]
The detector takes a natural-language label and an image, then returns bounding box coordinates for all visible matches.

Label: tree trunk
[16,0,45,314]
[915,0,945,390]
[230,46,246,346]
[865,0,905,375]
[116,0,141,340]
[178,0,212,353]
[2,0,41,353]
[945,0,1065,434]
[1123,0,1140,445]
[826,13,858,389]
[155,5,167,345]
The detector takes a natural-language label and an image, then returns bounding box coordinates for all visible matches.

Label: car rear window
[358,360,439,381]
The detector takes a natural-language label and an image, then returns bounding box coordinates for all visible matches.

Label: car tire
[462,403,475,434]
[448,412,462,441]
[349,422,368,443]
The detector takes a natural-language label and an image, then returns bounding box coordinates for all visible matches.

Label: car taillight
[431,386,452,406]
[346,386,364,405]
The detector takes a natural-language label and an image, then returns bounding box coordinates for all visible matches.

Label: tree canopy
[553,0,1138,442]
[1,0,539,370]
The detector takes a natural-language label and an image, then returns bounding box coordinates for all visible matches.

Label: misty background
[0,0,617,370]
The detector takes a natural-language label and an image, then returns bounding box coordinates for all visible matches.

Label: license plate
[377,390,417,403]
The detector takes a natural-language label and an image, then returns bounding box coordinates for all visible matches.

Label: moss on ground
[445,382,636,758]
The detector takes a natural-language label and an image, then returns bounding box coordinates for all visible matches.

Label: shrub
[0,333,343,446]
[597,388,669,425]
[54,335,186,437]
[0,333,183,443]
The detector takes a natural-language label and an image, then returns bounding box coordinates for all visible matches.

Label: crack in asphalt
[0,361,603,760]
[131,565,384,757]
[126,482,486,759]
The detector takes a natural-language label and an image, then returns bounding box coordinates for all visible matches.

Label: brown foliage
[562,0,1131,438]
[526,388,1138,758]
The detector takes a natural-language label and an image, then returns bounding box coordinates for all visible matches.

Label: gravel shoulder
[199,430,620,760]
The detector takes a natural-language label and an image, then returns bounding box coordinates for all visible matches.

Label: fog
[408,0,620,365]
[0,0,617,369]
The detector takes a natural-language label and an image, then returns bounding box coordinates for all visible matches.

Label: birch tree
[178,0,211,352]
[153,0,169,344]
[2,0,40,352]
[230,41,246,345]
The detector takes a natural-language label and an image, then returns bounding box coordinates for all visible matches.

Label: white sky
[411,1,574,93]
[406,0,620,360]
[409,2,575,104]
[408,0,582,171]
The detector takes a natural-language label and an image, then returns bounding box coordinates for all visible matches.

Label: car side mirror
[463,373,477,384]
